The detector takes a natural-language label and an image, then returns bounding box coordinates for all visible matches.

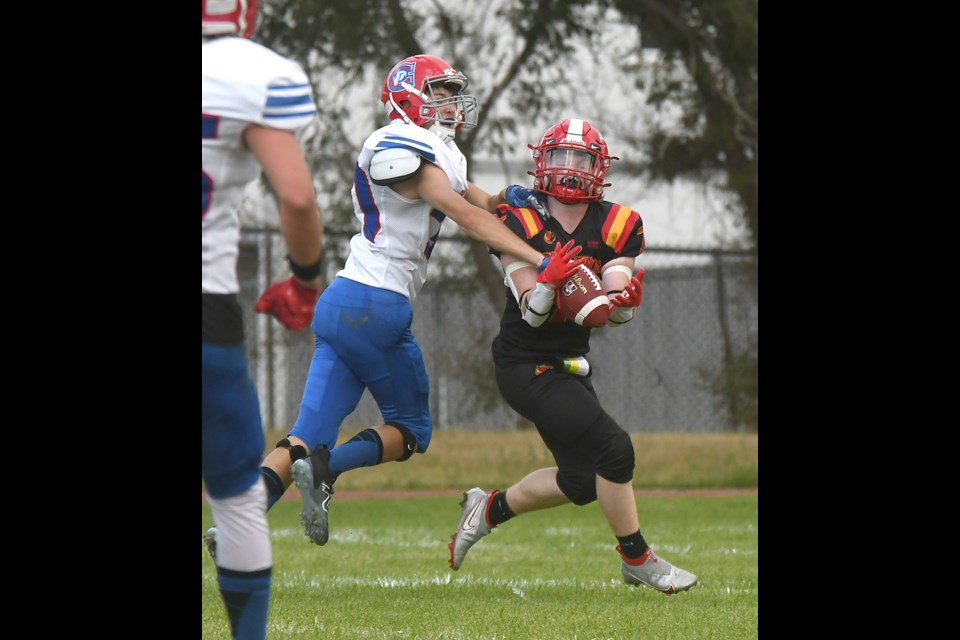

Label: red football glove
[608,269,645,309]
[536,240,587,289]
[254,276,320,331]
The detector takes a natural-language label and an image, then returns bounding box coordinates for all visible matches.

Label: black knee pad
[557,471,597,506]
[276,437,307,463]
[347,428,384,464]
[386,422,418,461]
[557,415,634,503]
[594,426,635,485]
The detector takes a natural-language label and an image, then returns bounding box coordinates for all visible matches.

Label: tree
[609,0,758,250]
[254,0,759,295]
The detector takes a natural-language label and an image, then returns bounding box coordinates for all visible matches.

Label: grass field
[202,431,758,639]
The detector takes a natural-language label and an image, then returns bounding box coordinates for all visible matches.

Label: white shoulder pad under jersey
[368,147,422,185]
[201,36,317,294]
[339,122,469,302]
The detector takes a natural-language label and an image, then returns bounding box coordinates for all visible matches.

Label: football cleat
[448,487,493,570]
[291,446,335,546]
[618,545,698,595]
[203,527,217,561]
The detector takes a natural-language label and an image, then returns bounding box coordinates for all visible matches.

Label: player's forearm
[279,202,324,283]
[465,182,500,213]
[460,210,543,266]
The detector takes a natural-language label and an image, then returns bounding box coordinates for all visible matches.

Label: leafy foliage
[251,0,758,279]
[609,0,758,248]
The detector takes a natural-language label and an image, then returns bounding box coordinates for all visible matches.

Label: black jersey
[491,201,645,364]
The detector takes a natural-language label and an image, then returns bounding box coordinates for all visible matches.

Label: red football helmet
[381,55,479,142]
[202,0,259,38]
[529,119,619,203]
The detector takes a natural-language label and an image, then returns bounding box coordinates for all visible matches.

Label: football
[556,264,609,328]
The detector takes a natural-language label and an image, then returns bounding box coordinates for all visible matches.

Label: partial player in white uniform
[249,54,586,548]
[202,15,318,296]
[342,121,471,301]
[201,2,323,638]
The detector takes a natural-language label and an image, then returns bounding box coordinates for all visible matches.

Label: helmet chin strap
[388,87,455,142]
[388,94,414,125]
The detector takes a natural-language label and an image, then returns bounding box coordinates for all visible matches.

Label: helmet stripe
[567,119,585,141]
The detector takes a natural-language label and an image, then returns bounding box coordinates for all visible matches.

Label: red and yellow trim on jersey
[498,205,545,239]
[601,205,640,253]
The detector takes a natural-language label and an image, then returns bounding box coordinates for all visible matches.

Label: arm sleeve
[521,282,556,328]
[607,305,637,325]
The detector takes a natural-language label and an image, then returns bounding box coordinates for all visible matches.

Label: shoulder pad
[369,147,423,186]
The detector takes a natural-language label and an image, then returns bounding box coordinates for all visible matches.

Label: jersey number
[201,114,219,219]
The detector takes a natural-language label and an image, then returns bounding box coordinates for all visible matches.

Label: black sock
[488,490,516,527]
[616,531,649,559]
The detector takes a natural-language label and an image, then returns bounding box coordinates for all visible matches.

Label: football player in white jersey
[202,1,323,637]
[244,53,586,548]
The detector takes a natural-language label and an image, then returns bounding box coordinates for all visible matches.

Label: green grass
[202,500,757,639]
[203,431,758,638]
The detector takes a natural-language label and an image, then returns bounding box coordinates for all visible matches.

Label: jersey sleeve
[203,40,317,134]
[256,57,316,132]
[498,204,544,239]
[260,76,315,131]
[488,204,540,259]
[600,204,645,258]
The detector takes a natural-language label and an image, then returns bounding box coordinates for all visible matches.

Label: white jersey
[339,122,469,301]
[202,36,316,294]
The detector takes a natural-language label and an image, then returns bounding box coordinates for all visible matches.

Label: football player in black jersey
[448,119,698,595]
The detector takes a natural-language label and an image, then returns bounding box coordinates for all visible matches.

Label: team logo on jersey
[388,61,416,92]
[535,364,554,376]
[588,241,600,249]
[543,230,555,244]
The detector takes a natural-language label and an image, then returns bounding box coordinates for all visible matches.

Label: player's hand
[536,240,587,289]
[608,269,645,309]
[504,185,550,220]
[254,276,320,331]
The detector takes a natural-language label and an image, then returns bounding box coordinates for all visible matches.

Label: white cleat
[448,487,492,570]
[619,545,698,595]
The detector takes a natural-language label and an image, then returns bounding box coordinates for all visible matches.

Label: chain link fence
[237,229,757,434]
